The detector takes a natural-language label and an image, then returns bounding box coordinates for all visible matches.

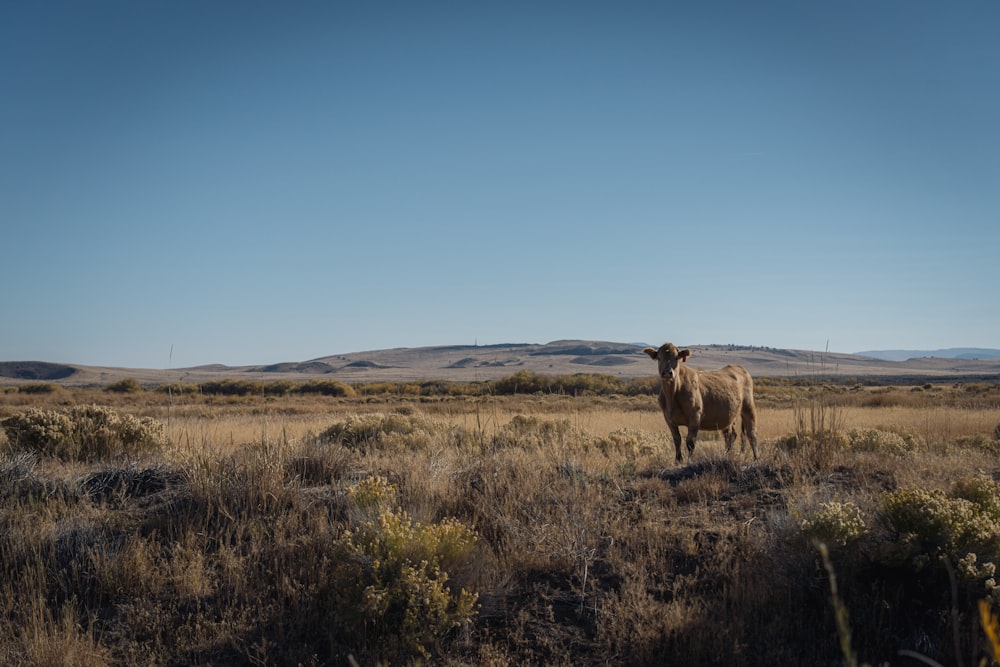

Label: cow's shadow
[647,457,791,506]
[651,457,746,483]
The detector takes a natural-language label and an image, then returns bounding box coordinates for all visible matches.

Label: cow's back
[696,365,752,429]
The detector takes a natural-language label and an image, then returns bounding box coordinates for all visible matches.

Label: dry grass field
[2,375,1000,665]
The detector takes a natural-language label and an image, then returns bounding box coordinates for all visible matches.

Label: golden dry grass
[159,400,1000,461]
[2,378,1000,665]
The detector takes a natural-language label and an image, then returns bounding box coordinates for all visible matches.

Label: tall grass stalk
[818,541,857,667]
[795,398,843,440]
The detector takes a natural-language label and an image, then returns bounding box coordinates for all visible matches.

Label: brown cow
[643,343,759,463]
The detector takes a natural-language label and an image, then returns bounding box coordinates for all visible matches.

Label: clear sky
[2,1,998,369]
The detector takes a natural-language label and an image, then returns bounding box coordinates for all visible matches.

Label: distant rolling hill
[3,341,1000,386]
[0,361,78,381]
[856,348,1000,362]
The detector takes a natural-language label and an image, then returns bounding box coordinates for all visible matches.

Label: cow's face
[643,343,691,382]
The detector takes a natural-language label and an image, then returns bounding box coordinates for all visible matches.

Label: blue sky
[2,1,998,368]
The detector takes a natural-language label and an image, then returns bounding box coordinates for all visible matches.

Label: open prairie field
[2,376,1000,665]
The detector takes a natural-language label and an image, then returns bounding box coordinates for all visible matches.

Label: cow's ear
[642,347,659,360]
[679,349,692,361]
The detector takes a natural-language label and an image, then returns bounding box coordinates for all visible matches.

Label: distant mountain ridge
[856,348,1000,362]
[3,340,1000,386]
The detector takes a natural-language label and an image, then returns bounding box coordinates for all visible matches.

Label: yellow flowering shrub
[883,486,1000,557]
[346,475,398,515]
[799,501,868,546]
[951,475,1000,522]
[329,484,479,660]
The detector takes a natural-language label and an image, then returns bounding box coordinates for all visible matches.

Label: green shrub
[953,433,1000,454]
[199,379,263,396]
[623,376,660,396]
[263,380,298,396]
[490,371,629,396]
[555,373,626,396]
[489,415,575,451]
[17,383,63,394]
[489,371,553,395]
[348,374,649,397]
[883,486,1000,559]
[67,405,166,460]
[319,413,452,452]
[593,427,658,457]
[0,406,165,461]
[868,479,1000,623]
[354,382,401,396]
[956,552,1000,599]
[296,379,355,397]
[1,408,74,453]
[154,382,199,395]
[105,378,142,393]
[773,430,848,453]
[799,501,868,547]
[950,475,1000,523]
[418,380,474,396]
[845,427,923,456]
[329,507,479,661]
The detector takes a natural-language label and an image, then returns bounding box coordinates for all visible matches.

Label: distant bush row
[489,370,658,396]
[174,372,660,398]
[4,372,662,398]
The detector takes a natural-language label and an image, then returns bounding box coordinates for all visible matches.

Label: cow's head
[643,343,691,382]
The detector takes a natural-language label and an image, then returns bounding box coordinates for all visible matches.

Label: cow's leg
[685,423,699,461]
[668,423,684,463]
[723,425,738,454]
[742,403,759,461]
